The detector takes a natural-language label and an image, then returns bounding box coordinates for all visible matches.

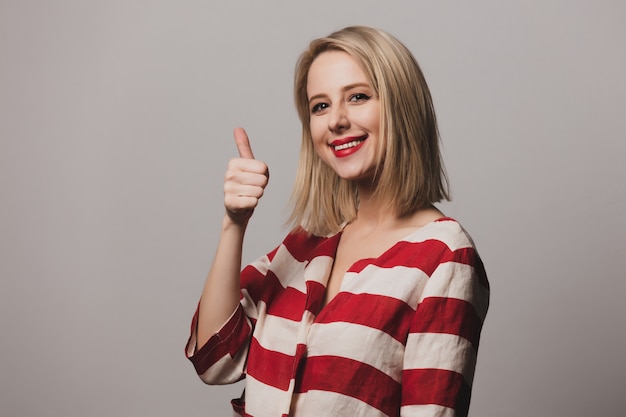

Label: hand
[223,128,269,225]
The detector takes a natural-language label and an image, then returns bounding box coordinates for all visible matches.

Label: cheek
[359,107,381,131]
[309,118,326,145]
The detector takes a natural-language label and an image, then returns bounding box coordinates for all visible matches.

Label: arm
[196,127,269,348]
[186,247,278,385]
[401,246,490,417]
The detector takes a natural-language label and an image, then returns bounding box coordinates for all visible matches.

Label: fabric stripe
[304,280,326,314]
[246,338,295,391]
[303,255,334,285]
[315,292,414,343]
[263,286,306,321]
[240,288,260,321]
[413,297,483,348]
[402,368,471,417]
[404,332,477,384]
[413,218,475,251]
[242,247,307,300]
[291,391,389,417]
[254,310,300,356]
[297,355,400,416]
[306,321,405,382]
[245,374,294,417]
[187,304,250,375]
[242,269,306,322]
[199,347,247,383]
[400,403,457,417]
[350,239,456,275]
[247,254,271,276]
[419,262,490,321]
[282,230,341,261]
[269,244,309,291]
[342,265,429,308]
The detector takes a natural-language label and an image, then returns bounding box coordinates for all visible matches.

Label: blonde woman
[186,26,490,417]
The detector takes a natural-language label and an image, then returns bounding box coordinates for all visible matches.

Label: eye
[349,93,371,102]
[311,102,329,114]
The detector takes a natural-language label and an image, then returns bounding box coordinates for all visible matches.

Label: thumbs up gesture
[223,128,269,225]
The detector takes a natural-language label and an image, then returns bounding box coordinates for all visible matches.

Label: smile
[330,135,368,157]
[333,139,363,151]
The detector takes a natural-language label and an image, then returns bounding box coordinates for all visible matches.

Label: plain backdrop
[1,1,625,416]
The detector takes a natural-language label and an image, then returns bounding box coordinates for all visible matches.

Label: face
[306,51,381,184]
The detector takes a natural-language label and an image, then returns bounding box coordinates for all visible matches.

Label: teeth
[334,140,362,151]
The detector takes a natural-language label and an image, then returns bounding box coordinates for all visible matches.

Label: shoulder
[398,217,484,273]
[409,217,477,252]
[276,228,341,263]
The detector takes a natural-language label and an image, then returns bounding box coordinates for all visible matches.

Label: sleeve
[400,245,490,417]
[184,246,279,385]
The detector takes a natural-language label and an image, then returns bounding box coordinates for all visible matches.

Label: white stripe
[403,219,474,252]
[404,332,476,385]
[343,265,428,309]
[401,403,456,417]
[291,390,388,417]
[296,309,316,344]
[199,344,248,384]
[186,328,198,358]
[240,288,259,320]
[268,244,308,292]
[245,375,294,417]
[253,302,300,356]
[248,254,270,275]
[303,255,334,284]
[419,262,489,321]
[307,321,404,382]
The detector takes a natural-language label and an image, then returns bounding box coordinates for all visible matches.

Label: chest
[323,228,417,306]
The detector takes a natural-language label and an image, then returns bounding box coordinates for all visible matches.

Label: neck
[351,182,442,232]
[352,181,399,229]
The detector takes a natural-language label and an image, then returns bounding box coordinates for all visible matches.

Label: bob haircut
[289,26,449,236]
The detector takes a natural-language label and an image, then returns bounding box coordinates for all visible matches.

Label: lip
[329,135,368,158]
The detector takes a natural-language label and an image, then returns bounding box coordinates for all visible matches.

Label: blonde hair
[289,26,449,236]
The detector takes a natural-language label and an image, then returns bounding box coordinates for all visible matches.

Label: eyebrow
[308,82,372,104]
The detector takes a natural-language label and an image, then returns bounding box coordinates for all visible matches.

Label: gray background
[1,1,625,416]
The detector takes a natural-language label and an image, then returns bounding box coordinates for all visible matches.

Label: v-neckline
[317,217,451,311]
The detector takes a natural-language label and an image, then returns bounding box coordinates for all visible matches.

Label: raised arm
[196,127,269,347]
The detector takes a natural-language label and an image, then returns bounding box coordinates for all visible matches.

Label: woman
[186,26,489,417]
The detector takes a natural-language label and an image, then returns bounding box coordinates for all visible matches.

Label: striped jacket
[186,218,489,417]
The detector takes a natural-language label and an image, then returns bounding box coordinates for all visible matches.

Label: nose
[328,103,349,132]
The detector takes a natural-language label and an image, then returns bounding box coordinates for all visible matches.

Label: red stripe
[305,280,326,314]
[315,292,414,343]
[434,217,455,223]
[350,240,479,277]
[472,252,489,289]
[186,305,200,353]
[412,297,483,348]
[241,266,306,322]
[246,337,295,391]
[240,264,276,301]
[402,368,471,417]
[265,285,306,321]
[282,230,341,261]
[296,355,401,416]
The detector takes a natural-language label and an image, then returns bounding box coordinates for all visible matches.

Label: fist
[223,128,269,225]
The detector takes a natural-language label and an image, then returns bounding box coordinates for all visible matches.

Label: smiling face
[306,51,382,184]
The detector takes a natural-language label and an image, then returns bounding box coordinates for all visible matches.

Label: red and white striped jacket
[186,218,489,417]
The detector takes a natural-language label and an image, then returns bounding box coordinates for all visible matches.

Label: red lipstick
[329,135,367,158]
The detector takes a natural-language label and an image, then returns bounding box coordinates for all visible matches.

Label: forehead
[306,51,371,96]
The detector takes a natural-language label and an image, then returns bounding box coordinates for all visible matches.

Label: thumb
[233,127,255,159]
